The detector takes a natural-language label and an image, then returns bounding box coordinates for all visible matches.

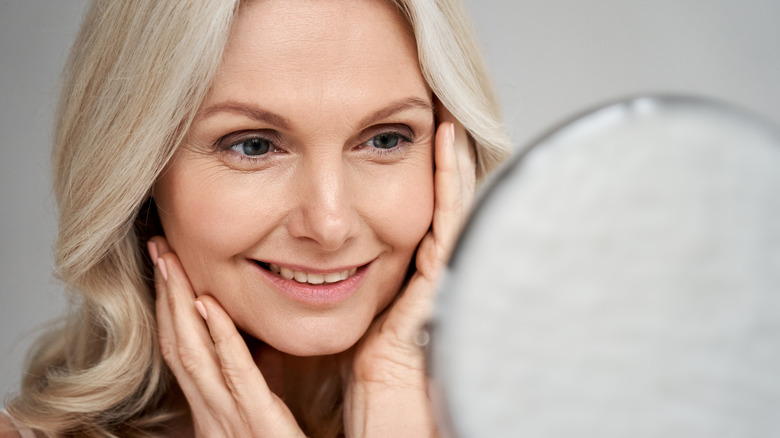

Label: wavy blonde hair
[5,0,510,436]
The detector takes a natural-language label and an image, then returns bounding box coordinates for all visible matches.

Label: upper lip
[250,259,371,274]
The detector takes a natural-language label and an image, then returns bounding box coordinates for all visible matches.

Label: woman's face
[155,0,434,356]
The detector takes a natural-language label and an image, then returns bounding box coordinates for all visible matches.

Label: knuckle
[209,328,229,346]
[158,340,178,367]
[220,366,244,391]
[177,345,204,376]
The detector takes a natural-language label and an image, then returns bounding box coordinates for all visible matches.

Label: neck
[166,336,347,436]
[248,336,347,430]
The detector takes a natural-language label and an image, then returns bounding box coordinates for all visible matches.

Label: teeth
[307,273,324,284]
[280,267,294,280]
[324,272,342,283]
[268,263,357,285]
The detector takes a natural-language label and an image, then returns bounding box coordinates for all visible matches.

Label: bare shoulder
[0,414,20,438]
[0,414,27,438]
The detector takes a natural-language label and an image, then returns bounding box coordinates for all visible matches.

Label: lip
[249,259,371,306]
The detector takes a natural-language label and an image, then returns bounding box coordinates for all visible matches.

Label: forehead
[205,0,429,115]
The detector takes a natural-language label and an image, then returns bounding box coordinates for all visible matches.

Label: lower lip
[250,261,370,306]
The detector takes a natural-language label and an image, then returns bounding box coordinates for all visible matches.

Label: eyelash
[358,130,414,158]
[220,135,279,163]
[216,128,415,163]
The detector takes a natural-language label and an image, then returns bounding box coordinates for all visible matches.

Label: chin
[267,332,363,357]
[245,316,373,357]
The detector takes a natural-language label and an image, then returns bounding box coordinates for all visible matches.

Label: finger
[198,296,303,435]
[436,103,475,173]
[435,106,476,241]
[155,250,235,414]
[448,116,477,215]
[154,258,212,416]
[379,119,463,344]
[426,117,466,267]
[147,235,171,263]
[152,241,301,435]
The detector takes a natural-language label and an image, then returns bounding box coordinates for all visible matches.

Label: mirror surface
[431,96,780,438]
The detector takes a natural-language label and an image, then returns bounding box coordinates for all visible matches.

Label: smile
[252,259,371,306]
[256,261,359,285]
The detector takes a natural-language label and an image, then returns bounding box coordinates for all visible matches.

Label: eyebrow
[196,97,434,130]
[197,102,292,129]
[358,97,434,127]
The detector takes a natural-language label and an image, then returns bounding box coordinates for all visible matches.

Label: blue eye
[370,133,406,150]
[229,138,272,156]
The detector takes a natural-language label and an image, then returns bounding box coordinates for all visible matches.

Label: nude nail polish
[448,122,455,144]
[157,258,168,281]
[194,301,208,321]
[147,241,158,265]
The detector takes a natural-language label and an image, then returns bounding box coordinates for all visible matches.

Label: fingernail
[194,300,208,321]
[157,258,168,281]
[448,123,455,144]
[147,241,158,266]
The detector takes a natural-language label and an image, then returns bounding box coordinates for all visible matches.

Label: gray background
[2,0,779,400]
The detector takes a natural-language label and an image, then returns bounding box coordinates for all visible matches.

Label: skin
[154,0,435,358]
[149,0,476,435]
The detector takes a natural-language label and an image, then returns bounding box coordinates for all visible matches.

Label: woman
[2,0,510,436]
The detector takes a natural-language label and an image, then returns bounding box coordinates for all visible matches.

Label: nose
[286,157,360,251]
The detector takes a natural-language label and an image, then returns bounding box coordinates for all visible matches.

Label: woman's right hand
[149,236,305,437]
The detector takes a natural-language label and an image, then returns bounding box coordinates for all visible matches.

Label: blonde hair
[5,0,510,436]
[393,0,511,179]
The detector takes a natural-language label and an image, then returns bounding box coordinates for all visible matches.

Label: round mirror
[430,96,780,438]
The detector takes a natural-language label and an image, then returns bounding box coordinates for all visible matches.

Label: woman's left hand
[344,105,476,437]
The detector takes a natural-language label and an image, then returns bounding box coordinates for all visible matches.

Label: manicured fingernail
[147,241,158,265]
[448,122,455,144]
[157,258,168,281]
[194,300,208,321]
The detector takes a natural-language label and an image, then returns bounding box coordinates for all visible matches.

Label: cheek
[359,158,434,313]
[154,162,280,287]
[356,158,435,251]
